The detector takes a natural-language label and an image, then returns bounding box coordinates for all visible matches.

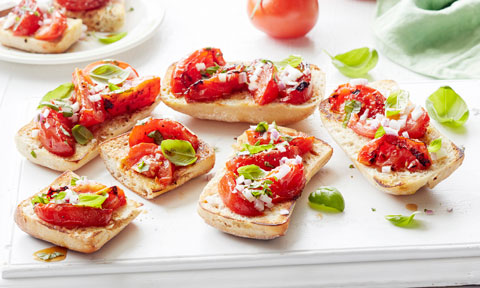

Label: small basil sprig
[147,130,164,145]
[255,121,269,133]
[308,186,345,213]
[161,139,197,166]
[343,100,362,127]
[89,64,130,85]
[385,90,409,118]
[275,55,303,70]
[136,161,150,173]
[325,47,378,78]
[426,86,469,128]
[428,138,442,153]
[72,125,93,145]
[77,193,107,209]
[237,165,266,180]
[375,125,385,139]
[37,83,74,108]
[36,251,64,261]
[385,211,419,227]
[31,194,49,205]
[98,32,127,44]
[242,142,274,154]
[38,100,74,117]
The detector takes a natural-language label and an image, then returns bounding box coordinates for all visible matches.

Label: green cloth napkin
[374,0,480,79]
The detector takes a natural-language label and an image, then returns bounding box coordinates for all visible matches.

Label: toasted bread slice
[55,0,125,32]
[197,126,333,240]
[100,133,215,199]
[0,18,82,53]
[319,80,465,195]
[14,171,143,253]
[160,64,325,125]
[15,97,161,172]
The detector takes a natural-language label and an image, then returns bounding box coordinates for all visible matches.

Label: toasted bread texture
[14,171,143,253]
[160,64,326,125]
[0,18,82,53]
[198,126,333,240]
[319,80,465,195]
[100,132,216,199]
[15,97,161,172]
[55,0,125,32]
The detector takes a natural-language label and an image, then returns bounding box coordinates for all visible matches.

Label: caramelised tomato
[11,0,43,36]
[248,60,279,105]
[73,68,107,127]
[37,107,75,157]
[279,63,313,104]
[55,0,109,11]
[171,48,226,95]
[266,160,306,203]
[358,135,431,172]
[185,65,247,103]
[34,10,67,40]
[128,118,199,150]
[35,203,113,228]
[245,130,314,155]
[219,171,263,217]
[123,143,174,186]
[329,84,385,118]
[71,183,126,210]
[226,146,300,172]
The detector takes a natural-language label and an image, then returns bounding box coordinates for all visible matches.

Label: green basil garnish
[255,121,269,133]
[385,212,419,227]
[136,161,150,173]
[147,130,163,145]
[308,186,345,213]
[89,63,130,85]
[76,193,107,209]
[375,125,386,139]
[160,139,197,166]
[237,165,267,180]
[425,86,469,128]
[275,55,303,70]
[242,142,274,155]
[204,64,220,76]
[385,90,409,118]
[343,100,362,127]
[36,251,64,261]
[30,150,37,158]
[108,82,121,91]
[428,138,442,153]
[98,32,127,44]
[71,177,79,186]
[325,47,378,78]
[38,100,74,118]
[31,194,48,205]
[72,125,93,145]
[37,83,74,108]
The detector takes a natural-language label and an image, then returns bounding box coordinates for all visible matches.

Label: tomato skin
[279,64,313,104]
[266,161,306,203]
[101,186,127,210]
[402,108,430,139]
[289,136,314,155]
[37,108,75,157]
[34,10,67,40]
[123,143,174,186]
[55,0,109,11]
[11,0,43,36]
[248,60,279,105]
[347,114,378,139]
[171,48,226,95]
[245,130,314,155]
[128,119,199,150]
[219,171,263,217]
[35,203,113,228]
[329,84,386,118]
[247,0,319,39]
[226,145,300,172]
[358,135,432,172]
[72,68,107,127]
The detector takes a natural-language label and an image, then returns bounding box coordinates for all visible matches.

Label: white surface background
[1,0,479,287]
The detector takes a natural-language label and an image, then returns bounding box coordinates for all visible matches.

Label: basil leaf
[264,161,274,168]
[72,125,93,145]
[237,165,267,180]
[242,143,274,154]
[161,139,197,166]
[31,194,48,205]
[385,90,409,118]
[98,32,127,44]
[53,191,66,201]
[36,251,64,261]
[136,161,150,173]
[147,130,164,145]
[255,121,269,133]
[326,47,378,78]
[428,138,442,153]
[343,100,362,127]
[308,186,345,213]
[205,64,220,76]
[108,82,120,91]
[375,125,386,139]
[37,83,74,108]
[76,193,107,209]
[275,55,303,70]
[30,150,37,158]
[426,86,469,128]
[38,100,74,118]
[385,212,419,227]
[89,64,130,85]
[71,177,79,186]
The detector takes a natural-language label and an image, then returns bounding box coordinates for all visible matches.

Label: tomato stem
[250,0,262,19]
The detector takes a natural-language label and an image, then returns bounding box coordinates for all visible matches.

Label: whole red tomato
[247,0,319,39]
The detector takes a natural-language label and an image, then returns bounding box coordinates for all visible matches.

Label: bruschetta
[161,48,326,125]
[0,0,82,53]
[15,59,161,171]
[14,171,142,253]
[100,117,215,199]
[319,79,464,195]
[198,122,333,239]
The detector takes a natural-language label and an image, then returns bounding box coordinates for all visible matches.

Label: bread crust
[319,80,465,195]
[100,132,216,199]
[197,126,333,240]
[14,171,143,253]
[160,63,326,125]
[0,18,82,53]
[15,97,161,172]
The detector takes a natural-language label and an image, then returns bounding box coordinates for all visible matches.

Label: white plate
[2,80,480,280]
[0,0,164,65]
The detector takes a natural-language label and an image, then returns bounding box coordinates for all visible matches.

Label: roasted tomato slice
[219,171,263,217]
[34,10,67,40]
[245,130,314,155]
[185,65,247,103]
[11,0,43,36]
[101,186,127,210]
[171,48,227,95]
[347,113,378,139]
[247,60,279,105]
[266,160,306,203]
[128,118,199,150]
[226,145,300,172]
[55,0,109,11]
[358,135,432,172]
[73,68,107,127]
[34,203,113,228]
[123,143,175,185]
[37,107,75,157]
[329,83,386,118]
[278,63,313,104]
